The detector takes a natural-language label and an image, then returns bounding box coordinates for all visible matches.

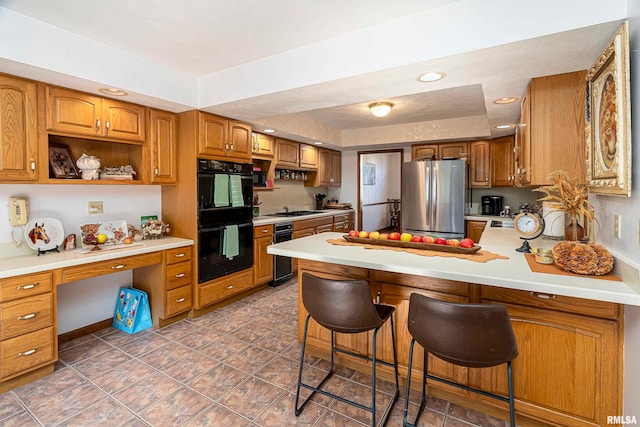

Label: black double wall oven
[197,159,253,284]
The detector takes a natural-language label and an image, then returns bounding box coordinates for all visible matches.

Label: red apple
[389,232,401,241]
[379,233,389,240]
[359,231,369,238]
[446,239,460,247]
[348,230,359,237]
[410,235,423,242]
[422,235,435,244]
[434,237,447,245]
[460,238,475,248]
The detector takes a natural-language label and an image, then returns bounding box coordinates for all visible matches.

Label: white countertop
[252,209,353,226]
[0,237,194,279]
[267,230,640,306]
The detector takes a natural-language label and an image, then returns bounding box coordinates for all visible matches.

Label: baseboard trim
[58,318,113,345]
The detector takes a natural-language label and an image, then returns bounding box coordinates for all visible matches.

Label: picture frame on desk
[48,143,80,179]
[585,21,631,196]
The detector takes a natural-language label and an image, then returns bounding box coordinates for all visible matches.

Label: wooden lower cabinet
[333,212,354,233]
[296,260,622,426]
[197,268,254,308]
[466,220,487,243]
[254,224,273,286]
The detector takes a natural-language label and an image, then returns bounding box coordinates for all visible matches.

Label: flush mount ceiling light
[417,71,445,82]
[494,97,519,104]
[314,141,324,145]
[495,124,513,129]
[263,129,276,133]
[368,102,394,118]
[98,88,127,96]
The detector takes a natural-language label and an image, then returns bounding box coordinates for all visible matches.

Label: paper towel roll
[542,202,565,237]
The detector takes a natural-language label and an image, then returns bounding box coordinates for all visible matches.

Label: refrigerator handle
[431,166,438,227]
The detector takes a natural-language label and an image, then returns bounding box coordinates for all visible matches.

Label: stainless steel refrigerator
[401,159,466,238]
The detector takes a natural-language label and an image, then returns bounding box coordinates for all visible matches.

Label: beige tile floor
[0,278,509,427]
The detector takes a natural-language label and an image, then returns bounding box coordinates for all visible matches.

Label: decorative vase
[76,153,101,180]
[565,215,584,241]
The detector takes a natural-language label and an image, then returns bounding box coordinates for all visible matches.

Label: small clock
[513,212,545,253]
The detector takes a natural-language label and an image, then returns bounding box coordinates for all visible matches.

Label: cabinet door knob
[230,143,234,151]
[111,264,126,270]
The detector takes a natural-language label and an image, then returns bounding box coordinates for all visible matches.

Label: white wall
[361,152,402,231]
[0,184,162,333]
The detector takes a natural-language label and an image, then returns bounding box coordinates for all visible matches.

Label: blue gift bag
[113,287,152,334]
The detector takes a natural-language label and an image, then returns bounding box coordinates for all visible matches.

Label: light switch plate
[88,201,103,215]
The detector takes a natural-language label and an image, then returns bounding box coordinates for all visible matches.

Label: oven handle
[198,221,253,232]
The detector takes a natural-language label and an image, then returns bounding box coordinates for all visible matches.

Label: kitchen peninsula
[268,229,638,426]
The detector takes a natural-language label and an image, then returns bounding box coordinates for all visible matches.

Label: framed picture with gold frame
[48,143,80,179]
[585,21,631,196]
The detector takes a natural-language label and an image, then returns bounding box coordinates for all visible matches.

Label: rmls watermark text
[607,415,638,425]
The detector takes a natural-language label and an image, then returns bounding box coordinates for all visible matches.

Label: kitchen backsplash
[469,187,539,215]
[255,181,329,215]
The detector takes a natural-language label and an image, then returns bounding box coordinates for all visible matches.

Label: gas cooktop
[270,210,321,217]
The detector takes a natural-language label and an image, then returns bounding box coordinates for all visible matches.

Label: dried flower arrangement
[533,170,595,241]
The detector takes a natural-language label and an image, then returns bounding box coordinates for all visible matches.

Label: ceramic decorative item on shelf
[141,219,170,239]
[76,153,101,180]
[533,170,595,241]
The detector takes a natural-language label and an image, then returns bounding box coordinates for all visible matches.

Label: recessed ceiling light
[417,71,445,82]
[494,97,519,104]
[99,88,127,96]
[263,129,276,133]
[495,124,513,129]
[314,141,324,145]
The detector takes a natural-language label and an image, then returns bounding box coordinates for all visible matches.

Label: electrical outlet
[613,214,621,238]
[88,201,103,215]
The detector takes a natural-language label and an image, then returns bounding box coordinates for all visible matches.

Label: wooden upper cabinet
[252,132,274,157]
[197,111,251,161]
[412,142,468,161]
[527,71,586,186]
[46,86,145,142]
[299,144,318,169]
[469,141,490,188]
[412,144,437,160]
[316,148,341,187]
[275,138,299,168]
[439,142,468,159]
[491,136,515,187]
[0,74,38,182]
[148,109,177,184]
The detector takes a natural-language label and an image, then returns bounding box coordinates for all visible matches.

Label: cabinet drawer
[166,261,192,291]
[165,285,192,317]
[254,224,273,238]
[333,213,352,223]
[61,252,162,283]
[198,269,254,307]
[0,294,53,340]
[166,246,192,265]
[373,271,470,296]
[293,216,332,231]
[1,327,55,378]
[0,272,53,302]
[481,286,619,319]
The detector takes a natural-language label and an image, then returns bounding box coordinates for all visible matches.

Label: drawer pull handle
[175,297,186,303]
[530,292,555,299]
[175,253,185,258]
[262,229,268,233]
[111,264,126,270]
[19,347,40,357]
[16,283,39,290]
[225,285,234,290]
[175,273,186,278]
[18,312,38,320]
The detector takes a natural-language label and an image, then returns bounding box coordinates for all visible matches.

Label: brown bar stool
[403,294,518,427]
[295,273,400,427]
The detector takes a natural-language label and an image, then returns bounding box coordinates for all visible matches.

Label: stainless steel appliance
[481,195,503,216]
[272,222,293,286]
[197,159,254,284]
[401,159,466,239]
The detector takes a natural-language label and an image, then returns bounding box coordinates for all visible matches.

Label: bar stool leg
[508,361,516,427]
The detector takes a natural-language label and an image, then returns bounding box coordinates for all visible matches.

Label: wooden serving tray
[342,235,481,254]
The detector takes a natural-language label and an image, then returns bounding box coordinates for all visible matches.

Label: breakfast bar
[268,229,638,426]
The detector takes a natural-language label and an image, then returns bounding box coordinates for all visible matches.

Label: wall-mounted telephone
[9,197,29,226]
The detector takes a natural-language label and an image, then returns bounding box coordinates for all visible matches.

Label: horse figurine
[28,222,50,245]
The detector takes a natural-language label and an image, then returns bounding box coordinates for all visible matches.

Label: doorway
[357,149,403,232]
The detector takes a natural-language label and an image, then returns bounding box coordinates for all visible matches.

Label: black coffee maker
[481,195,503,216]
